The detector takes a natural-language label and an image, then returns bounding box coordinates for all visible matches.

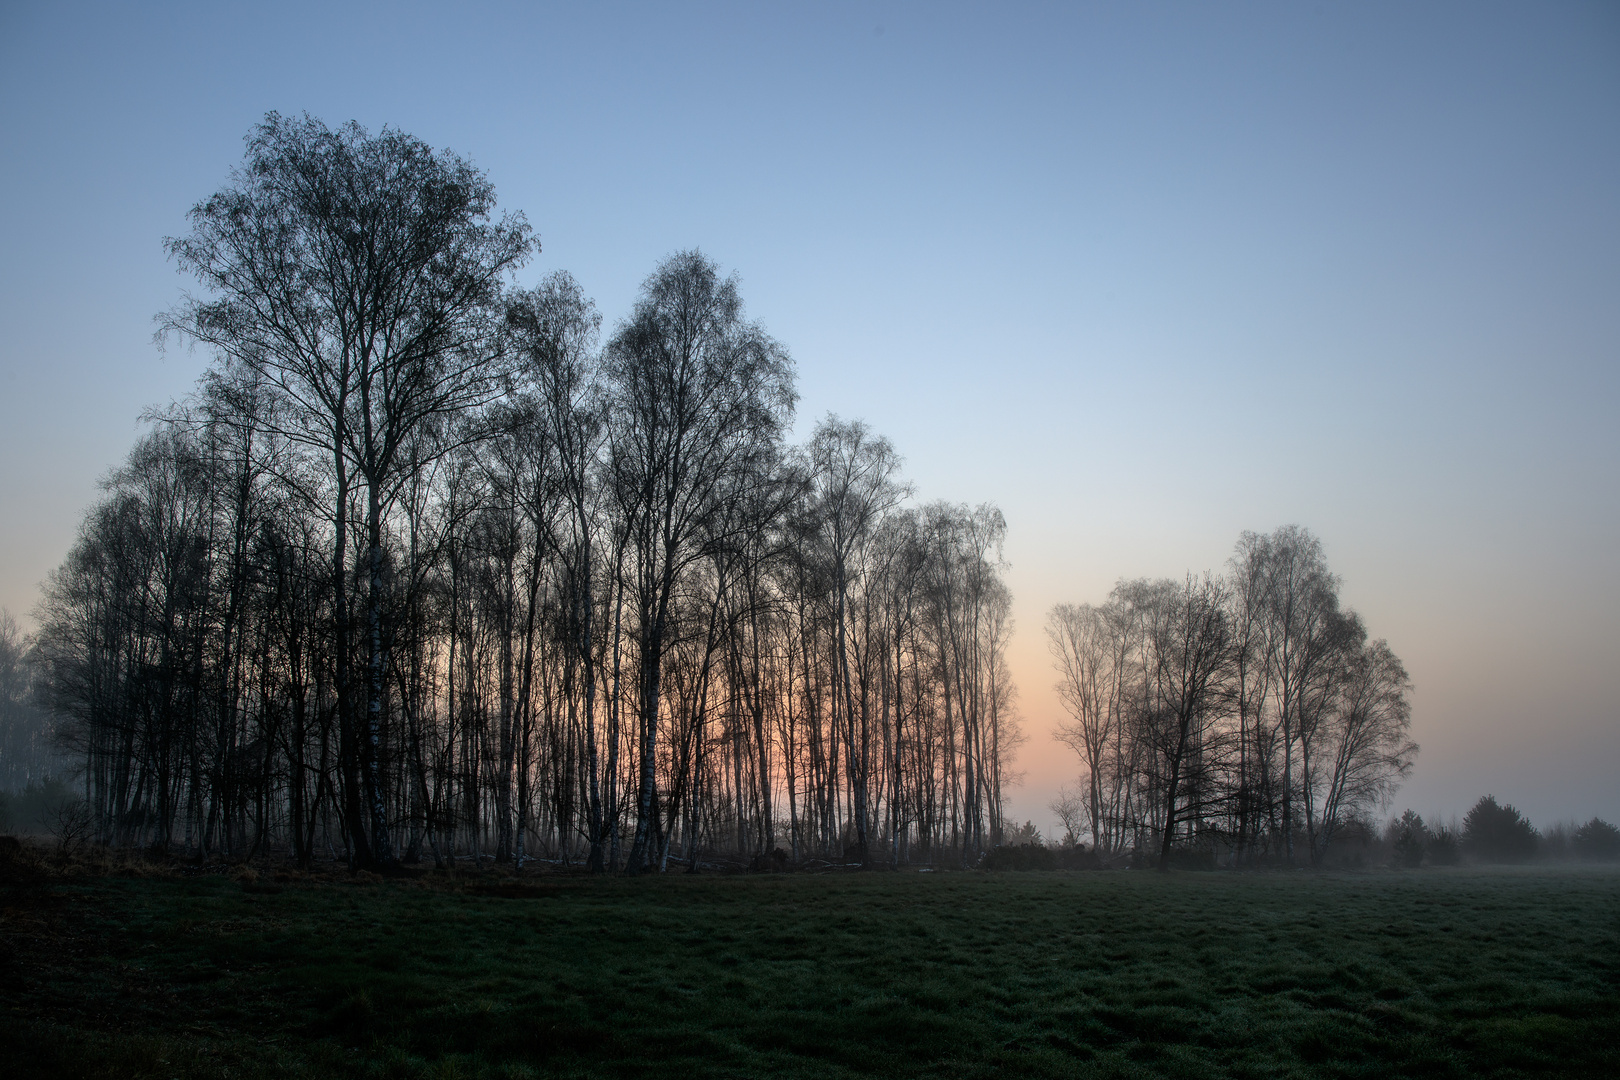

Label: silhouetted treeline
[1047,527,1417,868]
[28,114,1019,871]
[1389,798,1620,867]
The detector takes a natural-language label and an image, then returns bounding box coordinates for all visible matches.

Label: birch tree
[604,251,795,873]
[162,112,533,866]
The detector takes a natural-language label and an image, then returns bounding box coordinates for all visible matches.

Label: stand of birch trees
[31,114,1020,872]
[1047,527,1417,868]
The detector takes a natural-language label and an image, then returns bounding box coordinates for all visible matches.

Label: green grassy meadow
[2,865,1616,1079]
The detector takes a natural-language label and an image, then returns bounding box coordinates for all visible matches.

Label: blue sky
[2,1,1616,828]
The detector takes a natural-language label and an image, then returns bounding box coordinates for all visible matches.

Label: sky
[1,1,1616,831]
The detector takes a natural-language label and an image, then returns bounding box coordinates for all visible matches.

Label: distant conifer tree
[1391,810,1428,868]
[1462,796,1538,863]
[1573,818,1620,861]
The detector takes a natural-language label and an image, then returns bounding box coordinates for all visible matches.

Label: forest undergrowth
[2,856,1616,1079]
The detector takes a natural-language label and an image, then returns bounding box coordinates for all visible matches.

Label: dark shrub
[983,843,1056,871]
[982,843,1100,871]
[0,834,44,884]
[1390,810,1427,868]
[1057,844,1102,870]
[1573,818,1620,861]
[749,847,789,871]
[1163,846,1218,871]
[1462,795,1538,863]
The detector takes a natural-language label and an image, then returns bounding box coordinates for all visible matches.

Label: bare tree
[805,416,908,864]
[1048,602,1111,849]
[1226,530,1273,863]
[1142,574,1233,869]
[1048,781,1087,848]
[604,251,795,873]
[1313,638,1416,857]
[505,271,608,869]
[162,113,534,866]
[1048,528,1415,868]
[1252,526,1341,863]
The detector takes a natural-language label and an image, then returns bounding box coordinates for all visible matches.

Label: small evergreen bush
[981,842,1101,871]
[1462,795,1538,863]
[1390,810,1427,868]
[1573,818,1620,861]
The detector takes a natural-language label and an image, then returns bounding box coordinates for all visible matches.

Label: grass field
[2,863,1617,1079]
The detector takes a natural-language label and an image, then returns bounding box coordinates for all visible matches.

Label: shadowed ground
[2,863,1616,1078]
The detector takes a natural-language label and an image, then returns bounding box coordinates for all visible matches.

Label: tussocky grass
[2,863,1616,1078]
